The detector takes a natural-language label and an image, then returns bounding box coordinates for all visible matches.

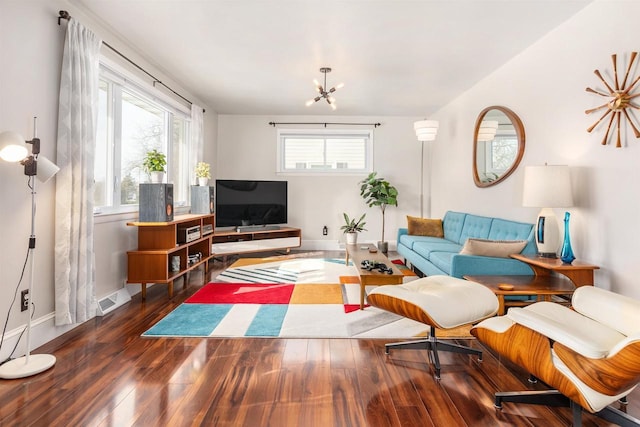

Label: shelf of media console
[211,226,302,256]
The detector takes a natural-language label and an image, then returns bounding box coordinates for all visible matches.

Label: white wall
[217,115,426,248]
[429,0,640,299]
[0,0,216,359]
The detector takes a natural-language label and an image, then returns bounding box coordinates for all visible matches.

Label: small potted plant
[195,161,211,186]
[340,213,367,245]
[142,149,167,183]
[359,172,398,253]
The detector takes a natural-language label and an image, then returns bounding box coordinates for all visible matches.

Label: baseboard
[300,240,397,252]
[0,313,75,362]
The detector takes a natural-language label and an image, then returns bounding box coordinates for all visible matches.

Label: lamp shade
[414,120,439,142]
[0,131,29,162]
[477,120,499,142]
[522,165,573,208]
[37,155,60,183]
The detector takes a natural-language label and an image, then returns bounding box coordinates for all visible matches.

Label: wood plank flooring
[1,252,638,426]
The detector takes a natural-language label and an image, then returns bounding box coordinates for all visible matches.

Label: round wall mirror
[473,106,525,188]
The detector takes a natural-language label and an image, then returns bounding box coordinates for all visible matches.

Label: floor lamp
[414,120,439,217]
[0,118,59,379]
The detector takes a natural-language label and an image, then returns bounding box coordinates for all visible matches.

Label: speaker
[190,185,214,214]
[139,183,174,222]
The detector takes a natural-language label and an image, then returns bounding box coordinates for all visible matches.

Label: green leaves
[359,172,398,209]
[142,149,167,173]
[340,212,367,233]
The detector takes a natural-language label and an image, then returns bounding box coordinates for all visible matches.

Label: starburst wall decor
[586,52,640,148]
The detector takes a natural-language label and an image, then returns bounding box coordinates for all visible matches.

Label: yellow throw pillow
[407,216,444,237]
[459,238,528,258]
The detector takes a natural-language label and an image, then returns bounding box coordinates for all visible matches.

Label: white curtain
[54,20,102,325]
[190,104,205,180]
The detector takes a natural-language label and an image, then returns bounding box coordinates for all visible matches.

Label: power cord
[0,236,32,366]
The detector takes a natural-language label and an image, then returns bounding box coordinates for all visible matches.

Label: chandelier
[305,67,344,110]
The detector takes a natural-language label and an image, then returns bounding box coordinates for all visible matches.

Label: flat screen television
[215,179,288,228]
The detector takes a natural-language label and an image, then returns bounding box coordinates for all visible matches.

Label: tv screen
[215,180,288,227]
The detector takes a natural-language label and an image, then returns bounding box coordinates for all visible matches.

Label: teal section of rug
[245,304,288,336]
[143,304,232,337]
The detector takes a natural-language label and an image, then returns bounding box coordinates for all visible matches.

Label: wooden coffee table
[345,243,404,310]
[464,274,576,315]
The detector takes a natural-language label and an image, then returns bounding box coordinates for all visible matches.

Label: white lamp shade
[414,120,439,142]
[0,131,28,162]
[37,155,60,183]
[477,120,499,141]
[522,165,573,208]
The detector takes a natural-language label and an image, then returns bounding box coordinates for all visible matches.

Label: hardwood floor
[1,253,638,426]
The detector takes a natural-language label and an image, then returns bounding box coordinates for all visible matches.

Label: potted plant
[142,149,167,183]
[340,213,367,245]
[359,172,398,253]
[195,161,211,186]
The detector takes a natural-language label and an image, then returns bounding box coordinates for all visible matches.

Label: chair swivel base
[495,389,640,427]
[384,326,482,379]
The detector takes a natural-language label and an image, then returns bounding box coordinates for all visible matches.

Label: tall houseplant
[359,172,398,253]
[142,149,167,183]
[340,213,367,245]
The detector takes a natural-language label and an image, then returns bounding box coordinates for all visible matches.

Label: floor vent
[97,289,131,316]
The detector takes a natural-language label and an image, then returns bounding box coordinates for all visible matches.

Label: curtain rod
[58,10,204,113]
[268,122,381,128]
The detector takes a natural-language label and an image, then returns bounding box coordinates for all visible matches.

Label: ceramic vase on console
[198,177,209,186]
[560,211,576,264]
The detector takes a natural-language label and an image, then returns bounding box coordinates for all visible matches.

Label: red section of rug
[185,283,295,304]
[344,304,369,313]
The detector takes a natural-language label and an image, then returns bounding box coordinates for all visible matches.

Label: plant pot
[198,177,209,186]
[346,232,358,245]
[377,241,388,254]
[150,171,165,183]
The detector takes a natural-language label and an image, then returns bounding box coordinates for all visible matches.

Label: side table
[464,274,575,315]
[510,254,600,288]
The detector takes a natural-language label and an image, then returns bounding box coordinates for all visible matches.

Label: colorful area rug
[143,256,472,339]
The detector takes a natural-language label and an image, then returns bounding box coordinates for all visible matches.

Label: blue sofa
[397,211,536,278]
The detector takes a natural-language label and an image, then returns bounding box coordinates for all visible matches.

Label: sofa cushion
[399,234,448,250]
[413,241,462,260]
[407,216,444,237]
[442,211,466,243]
[458,215,492,244]
[459,238,528,258]
[428,251,456,275]
[488,218,534,241]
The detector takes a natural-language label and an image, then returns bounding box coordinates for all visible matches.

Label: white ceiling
[73,0,592,116]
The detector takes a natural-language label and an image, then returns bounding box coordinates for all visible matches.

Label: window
[95,63,192,214]
[484,134,518,175]
[277,129,373,174]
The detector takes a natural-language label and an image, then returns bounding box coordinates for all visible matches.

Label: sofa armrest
[398,228,408,240]
[450,254,534,278]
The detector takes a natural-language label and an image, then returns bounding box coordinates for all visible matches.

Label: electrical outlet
[322,225,328,236]
[21,290,29,312]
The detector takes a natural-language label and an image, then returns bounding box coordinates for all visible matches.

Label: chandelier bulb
[307,67,342,109]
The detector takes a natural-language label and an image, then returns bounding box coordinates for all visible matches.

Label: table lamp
[522,165,573,257]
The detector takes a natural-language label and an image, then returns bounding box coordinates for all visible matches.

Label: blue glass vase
[560,211,576,264]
